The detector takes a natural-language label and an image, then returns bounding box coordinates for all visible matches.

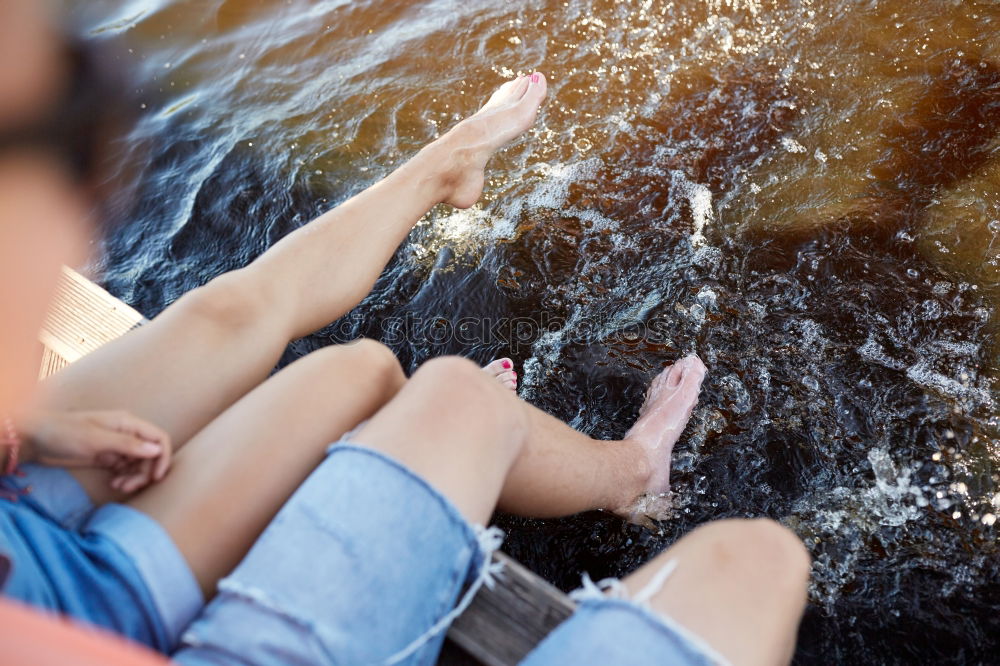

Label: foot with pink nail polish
[615,355,707,518]
[483,357,518,392]
[425,71,548,209]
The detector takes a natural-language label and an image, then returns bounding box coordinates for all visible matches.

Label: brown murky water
[70,0,1000,662]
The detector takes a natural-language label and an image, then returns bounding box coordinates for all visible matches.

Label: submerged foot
[483,357,517,392]
[434,72,548,208]
[616,355,707,519]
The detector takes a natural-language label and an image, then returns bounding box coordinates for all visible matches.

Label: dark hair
[0,36,140,227]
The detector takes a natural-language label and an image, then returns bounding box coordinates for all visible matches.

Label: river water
[69,0,999,662]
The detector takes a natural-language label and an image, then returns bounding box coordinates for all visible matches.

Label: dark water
[69,0,1000,662]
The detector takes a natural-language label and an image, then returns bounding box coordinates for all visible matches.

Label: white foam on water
[905,361,993,407]
[928,340,980,357]
[696,286,718,310]
[670,170,715,247]
[692,244,723,270]
[795,318,827,352]
[505,158,602,220]
[866,448,926,527]
[780,136,807,153]
[858,335,907,371]
[719,374,751,414]
[564,206,620,233]
[704,0,762,18]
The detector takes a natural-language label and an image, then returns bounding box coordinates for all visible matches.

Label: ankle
[615,438,653,506]
[413,131,475,205]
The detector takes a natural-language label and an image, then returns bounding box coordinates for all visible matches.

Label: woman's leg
[127,339,405,597]
[40,74,548,504]
[618,519,810,666]
[351,354,704,525]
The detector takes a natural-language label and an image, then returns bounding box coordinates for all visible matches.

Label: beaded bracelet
[2,415,21,476]
[0,415,29,501]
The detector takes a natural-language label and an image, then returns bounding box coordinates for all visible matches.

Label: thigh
[127,340,404,597]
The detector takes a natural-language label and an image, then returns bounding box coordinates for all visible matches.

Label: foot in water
[432,72,548,209]
[617,355,707,520]
[484,358,517,392]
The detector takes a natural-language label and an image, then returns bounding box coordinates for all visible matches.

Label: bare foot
[483,357,517,391]
[617,355,707,518]
[432,72,548,208]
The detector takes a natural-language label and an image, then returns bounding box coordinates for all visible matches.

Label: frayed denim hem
[569,560,732,666]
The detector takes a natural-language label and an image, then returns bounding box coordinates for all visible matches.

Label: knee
[343,338,401,373]
[174,270,267,333]
[694,518,811,599]
[411,356,528,437]
[304,339,404,394]
[411,356,485,395]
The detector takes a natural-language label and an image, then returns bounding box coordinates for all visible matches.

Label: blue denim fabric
[0,464,202,651]
[520,598,725,666]
[175,443,491,666]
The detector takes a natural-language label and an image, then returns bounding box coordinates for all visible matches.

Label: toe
[645,362,674,400]
[483,75,528,111]
[519,72,547,109]
[510,75,531,100]
[654,362,675,389]
[673,354,706,387]
[483,357,514,376]
[500,369,518,391]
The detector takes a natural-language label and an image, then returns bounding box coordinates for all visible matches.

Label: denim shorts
[174,441,727,666]
[0,464,203,652]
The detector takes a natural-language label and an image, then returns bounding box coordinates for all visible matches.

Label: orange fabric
[0,598,169,666]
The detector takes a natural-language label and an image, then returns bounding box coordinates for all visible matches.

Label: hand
[20,410,173,494]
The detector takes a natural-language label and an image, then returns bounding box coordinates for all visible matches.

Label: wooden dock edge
[38,266,577,665]
[448,552,574,665]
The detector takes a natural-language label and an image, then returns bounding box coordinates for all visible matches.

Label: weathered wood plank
[39,266,145,366]
[445,552,575,666]
[38,346,70,380]
[37,267,576,666]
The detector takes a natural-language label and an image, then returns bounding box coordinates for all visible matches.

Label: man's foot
[617,355,707,519]
[483,357,517,391]
[432,72,548,208]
